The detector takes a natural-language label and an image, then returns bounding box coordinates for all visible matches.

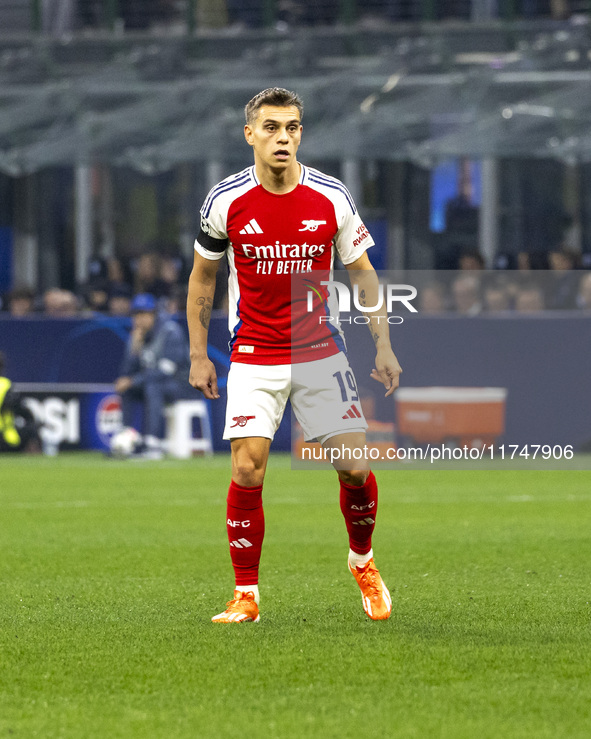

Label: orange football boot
[348,558,392,620]
[211,590,260,623]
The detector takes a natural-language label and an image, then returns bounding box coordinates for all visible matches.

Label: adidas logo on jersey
[342,404,362,420]
[239,219,263,235]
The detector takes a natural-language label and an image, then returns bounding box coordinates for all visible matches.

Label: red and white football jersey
[195,164,374,365]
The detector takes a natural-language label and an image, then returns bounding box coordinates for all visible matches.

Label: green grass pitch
[1,453,590,738]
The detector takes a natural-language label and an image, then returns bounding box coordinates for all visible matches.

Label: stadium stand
[1,0,591,293]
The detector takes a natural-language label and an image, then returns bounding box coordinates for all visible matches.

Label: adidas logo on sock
[352,517,375,526]
[230,538,253,548]
[239,219,263,235]
[342,404,362,420]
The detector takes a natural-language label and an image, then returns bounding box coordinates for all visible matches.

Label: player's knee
[338,468,369,487]
[232,458,265,487]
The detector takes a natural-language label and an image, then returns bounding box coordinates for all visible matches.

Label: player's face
[244,105,302,171]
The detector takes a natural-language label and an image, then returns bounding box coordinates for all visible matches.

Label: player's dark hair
[245,88,303,125]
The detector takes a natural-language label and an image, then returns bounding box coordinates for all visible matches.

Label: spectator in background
[83,281,110,313]
[159,255,185,298]
[549,246,580,271]
[518,251,549,270]
[548,246,580,309]
[515,284,545,313]
[576,273,591,310]
[81,257,107,312]
[132,252,167,297]
[107,283,133,317]
[458,249,485,271]
[106,257,130,286]
[483,282,511,313]
[502,277,524,307]
[517,252,531,271]
[82,257,133,312]
[445,160,478,237]
[5,286,36,316]
[493,253,516,270]
[114,294,190,458]
[451,274,482,315]
[419,282,447,314]
[87,256,108,285]
[163,284,187,316]
[43,288,79,317]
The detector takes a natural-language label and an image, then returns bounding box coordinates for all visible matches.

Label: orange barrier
[395,387,507,447]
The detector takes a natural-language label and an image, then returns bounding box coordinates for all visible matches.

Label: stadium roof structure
[2,20,591,175]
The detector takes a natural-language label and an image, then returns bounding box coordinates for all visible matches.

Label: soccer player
[187,88,402,623]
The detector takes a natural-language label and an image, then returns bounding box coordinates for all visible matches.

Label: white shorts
[223,352,367,443]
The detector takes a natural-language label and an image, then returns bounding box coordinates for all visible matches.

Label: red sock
[339,471,378,556]
[226,480,264,586]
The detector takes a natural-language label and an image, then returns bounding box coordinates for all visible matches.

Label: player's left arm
[345,251,402,396]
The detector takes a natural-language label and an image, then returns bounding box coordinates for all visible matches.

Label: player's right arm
[187,250,220,399]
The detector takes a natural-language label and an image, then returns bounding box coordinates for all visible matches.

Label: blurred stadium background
[2,0,591,288]
[1,0,591,455]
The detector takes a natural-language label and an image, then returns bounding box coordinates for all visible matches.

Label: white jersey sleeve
[194,211,228,262]
[334,205,375,265]
[195,203,229,262]
[195,166,259,261]
[195,166,258,260]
